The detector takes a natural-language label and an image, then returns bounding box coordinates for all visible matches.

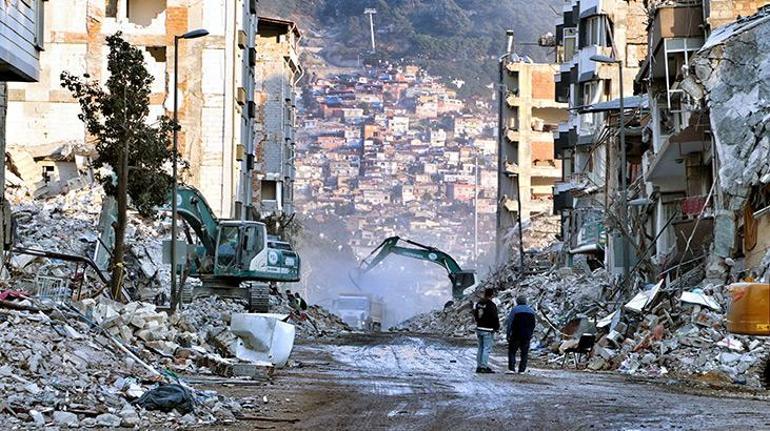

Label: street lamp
[496,30,525,271]
[171,28,208,312]
[590,54,629,285]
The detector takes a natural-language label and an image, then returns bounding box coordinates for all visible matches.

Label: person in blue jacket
[506,295,536,374]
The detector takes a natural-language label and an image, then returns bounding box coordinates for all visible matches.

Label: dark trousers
[508,337,531,372]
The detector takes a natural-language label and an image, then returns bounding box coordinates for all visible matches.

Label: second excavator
[351,236,477,300]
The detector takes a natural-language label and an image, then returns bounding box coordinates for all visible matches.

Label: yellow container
[726,282,770,335]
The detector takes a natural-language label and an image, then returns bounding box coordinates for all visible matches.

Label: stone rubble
[400,246,770,389]
[0,297,245,429]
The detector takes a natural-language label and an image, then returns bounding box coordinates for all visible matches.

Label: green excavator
[173,185,300,312]
[352,236,477,300]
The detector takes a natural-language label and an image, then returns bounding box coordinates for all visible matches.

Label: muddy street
[195,333,770,430]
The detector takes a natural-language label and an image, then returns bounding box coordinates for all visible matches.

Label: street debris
[400,244,770,389]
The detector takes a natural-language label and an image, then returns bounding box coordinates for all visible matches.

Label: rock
[96,413,121,428]
[53,411,79,428]
[180,413,197,426]
[587,356,606,371]
[29,409,45,427]
[119,406,141,428]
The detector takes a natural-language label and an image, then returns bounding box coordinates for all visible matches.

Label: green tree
[61,33,176,300]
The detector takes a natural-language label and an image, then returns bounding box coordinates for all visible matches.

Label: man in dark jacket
[506,295,536,373]
[473,288,500,373]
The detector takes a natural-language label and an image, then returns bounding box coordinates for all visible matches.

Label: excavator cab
[214,222,265,274]
[450,270,478,299]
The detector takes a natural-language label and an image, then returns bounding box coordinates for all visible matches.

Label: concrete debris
[690,9,770,208]
[400,244,770,388]
[0,294,255,428]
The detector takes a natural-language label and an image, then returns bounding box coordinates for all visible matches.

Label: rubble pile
[181,294,349,342]
[0,298,245,429]
[401,247,770,388]
[9,184,170,300]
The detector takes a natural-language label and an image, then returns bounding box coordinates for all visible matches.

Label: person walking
[506,295,536,374]
[473,288,500,373]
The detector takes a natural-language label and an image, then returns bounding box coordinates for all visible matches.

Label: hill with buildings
[260,0,560,97]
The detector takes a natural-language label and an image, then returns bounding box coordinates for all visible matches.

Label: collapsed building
[4,1,300,225]
[552,0,770,286]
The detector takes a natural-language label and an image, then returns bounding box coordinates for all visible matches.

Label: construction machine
[172,185,300,312]
[352,236,477,300]
[332,293,385,331]
[725,282,770,386]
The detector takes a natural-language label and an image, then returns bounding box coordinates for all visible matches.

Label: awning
[580,95,649,113]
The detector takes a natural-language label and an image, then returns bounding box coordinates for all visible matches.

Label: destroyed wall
[688,9,770,275]
[3,0,247,217]
[708,0,770,28]
[254,18,301,219]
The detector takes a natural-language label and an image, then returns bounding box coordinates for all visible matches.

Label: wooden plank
[0,25,36,61]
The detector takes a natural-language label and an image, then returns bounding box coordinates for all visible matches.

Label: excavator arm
[357,236,477,299]
[171,185,220,252]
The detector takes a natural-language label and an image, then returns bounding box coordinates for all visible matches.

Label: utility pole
[474,152,479,265]
[364,8,377,54]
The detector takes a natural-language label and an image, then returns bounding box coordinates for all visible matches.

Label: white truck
[332,293,384,332]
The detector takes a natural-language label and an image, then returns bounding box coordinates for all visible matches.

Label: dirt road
[198,333,770,430]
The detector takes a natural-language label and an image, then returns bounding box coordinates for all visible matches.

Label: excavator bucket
[229,313,296,368]
[450,271,477,299]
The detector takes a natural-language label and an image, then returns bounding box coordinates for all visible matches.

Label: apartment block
[253,17,301,221]
[1,0,44,253]
[551,0,648,272]
[552,0,770,284]
[497,60,567,262]
[5,0,258,219]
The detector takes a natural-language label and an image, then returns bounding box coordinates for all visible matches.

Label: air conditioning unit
[237,31,247,49]
[236,87,247,105]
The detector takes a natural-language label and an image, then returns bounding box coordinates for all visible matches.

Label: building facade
[552,0,770,284]
[5,0,258,219]
[551,0,648,273]
[253,17,301,221]
[1,0,44,251]
[497,60,567,263]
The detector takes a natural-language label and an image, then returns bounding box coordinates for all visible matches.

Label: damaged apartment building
[252,17,301,224]
[552,0,770,285]
[497,58,567,263]
[4,0,300,223]
[1,0,44,253]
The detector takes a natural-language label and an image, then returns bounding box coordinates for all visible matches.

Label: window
[563,27,577,61]
[105,0,118,17]
[584,16,608,47]
[261,180,278,200]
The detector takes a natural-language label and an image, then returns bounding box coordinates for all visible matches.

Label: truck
[332,293,384,332]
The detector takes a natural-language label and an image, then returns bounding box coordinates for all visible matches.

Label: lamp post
[496,30,525,271]
[589,54,629,285]
[171,28,208,312]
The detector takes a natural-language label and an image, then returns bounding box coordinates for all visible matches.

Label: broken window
[146,46,166,63]
[127,0,166,26]
[261,180,278,200]
[105,0,118,18]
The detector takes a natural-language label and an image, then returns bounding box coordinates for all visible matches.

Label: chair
[561,333,596,369]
